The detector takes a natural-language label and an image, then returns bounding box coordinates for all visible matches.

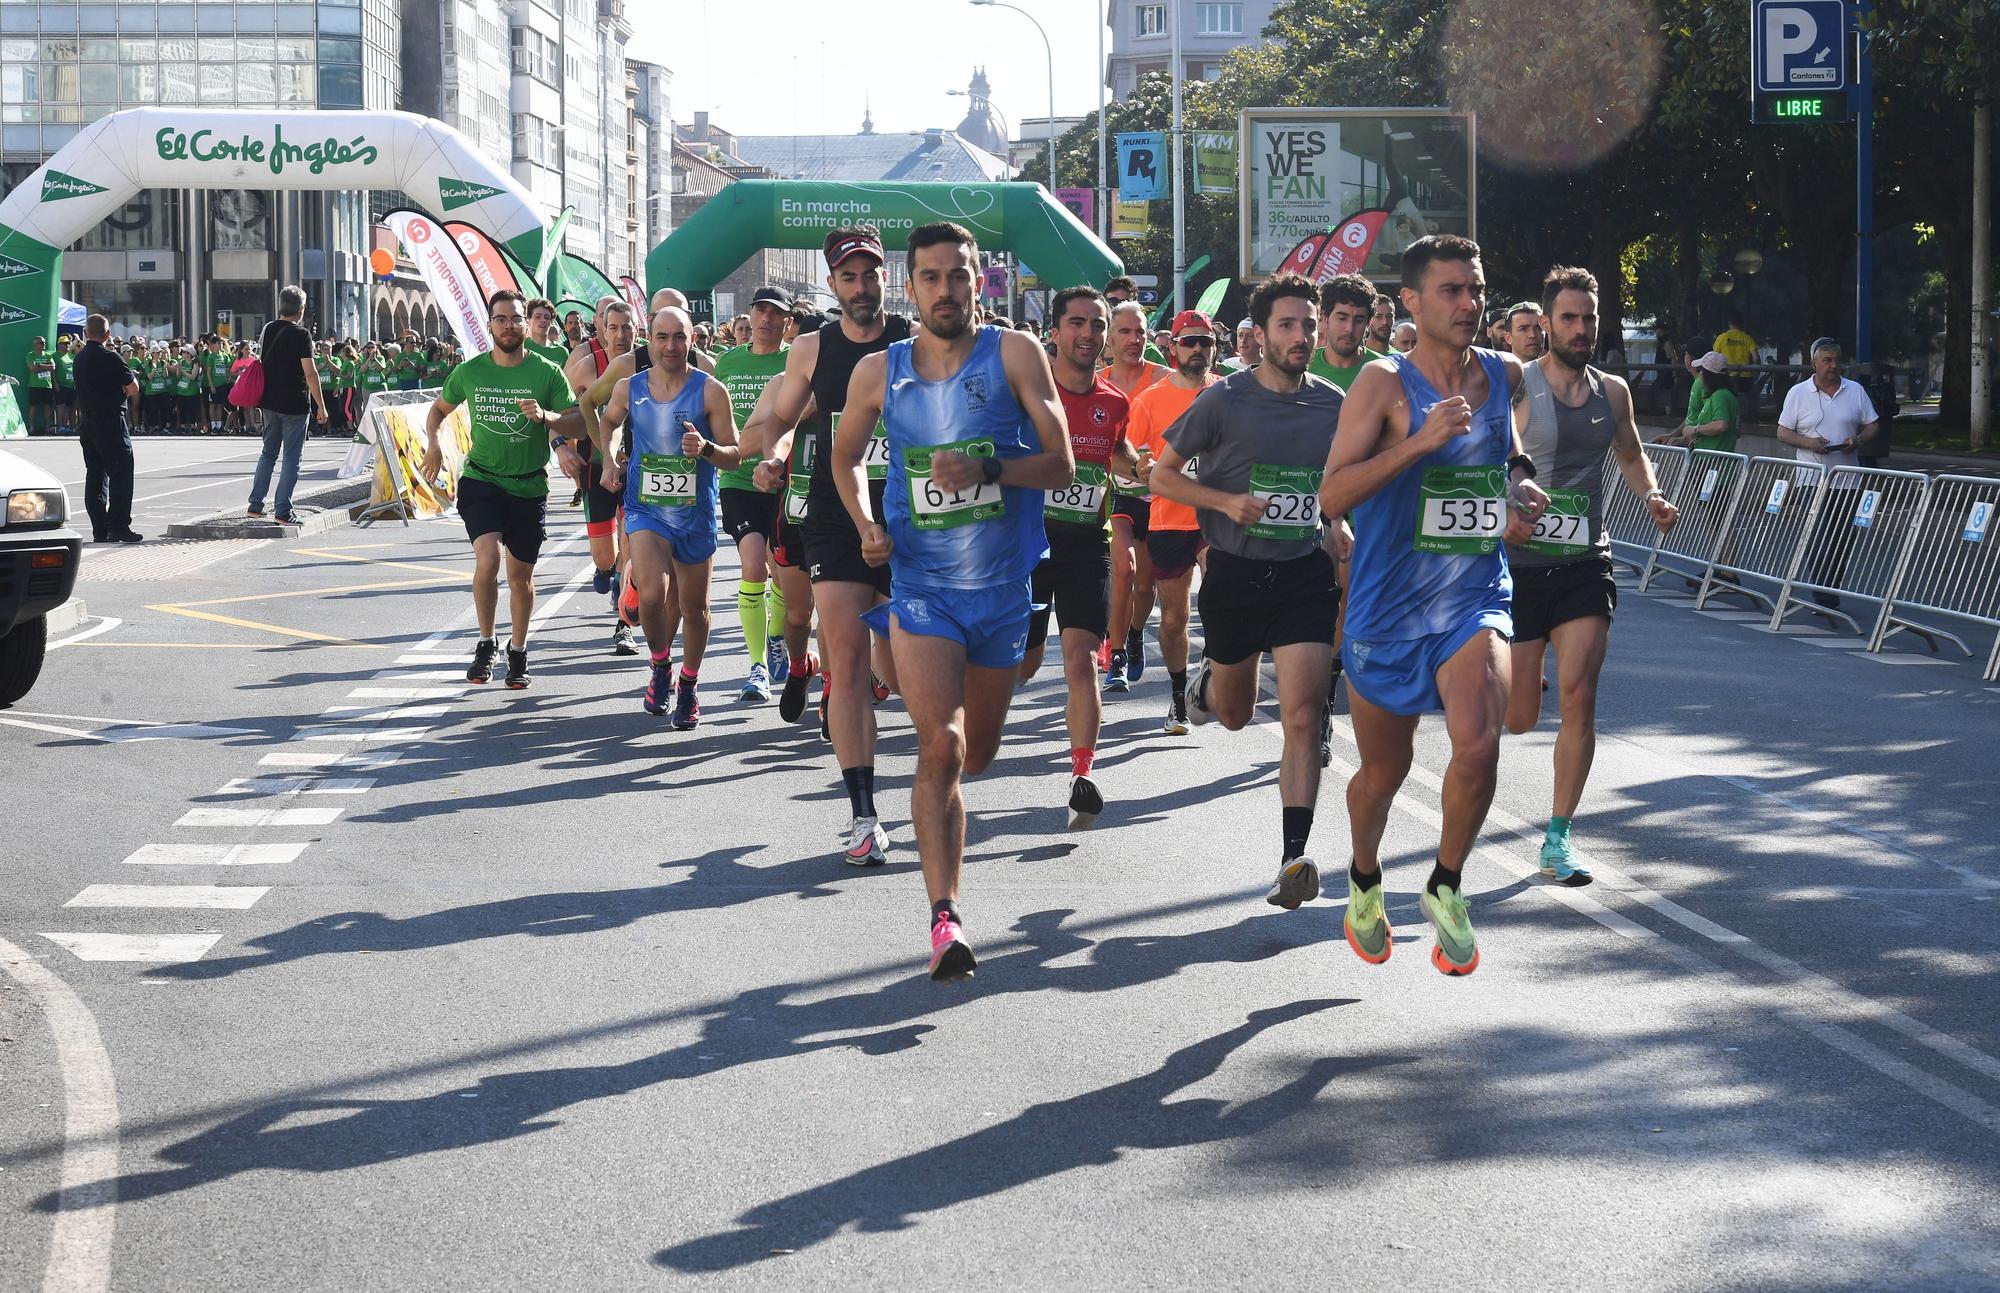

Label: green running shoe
[1343,870,1392,964]
[1539,833,1593,886]
[1420,883,1480,976]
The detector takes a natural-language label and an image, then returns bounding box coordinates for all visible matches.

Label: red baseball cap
[1171,310,1214,339]
[824,229,886,270]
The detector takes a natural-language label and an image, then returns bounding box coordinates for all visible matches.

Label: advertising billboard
[1239,108,1476,285]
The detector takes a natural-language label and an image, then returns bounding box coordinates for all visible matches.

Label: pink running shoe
[928,912,976,982]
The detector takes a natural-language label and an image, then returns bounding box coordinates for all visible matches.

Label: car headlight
[6,488,65,527]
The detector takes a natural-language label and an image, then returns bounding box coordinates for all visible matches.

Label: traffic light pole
[1854,0,1873,363]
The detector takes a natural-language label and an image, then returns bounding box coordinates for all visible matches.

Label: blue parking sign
[1754,0,1848,94]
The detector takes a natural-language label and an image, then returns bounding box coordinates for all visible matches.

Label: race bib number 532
[1415,464,1506,555]
[638,453,696,509]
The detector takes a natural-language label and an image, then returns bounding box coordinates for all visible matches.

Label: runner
[565,298,639,655]
[1368,295,1396,354]
[421,289,583,690]
[742,344,822,723]
[711,286,795,703]
[598,307,740,729]
[837,220,1074,980]
[762,225,912,867]
[1505,302,1547,361]
[1026,285,1141,829]
[1504,267,1676,883]
[1102,300,1168,692]
[524,297,569,367]
[1319,234,1549,976]
[1147,274,1342,908]
[1125,309,1219,733]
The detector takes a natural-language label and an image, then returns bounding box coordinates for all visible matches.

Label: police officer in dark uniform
[73,313,142,543]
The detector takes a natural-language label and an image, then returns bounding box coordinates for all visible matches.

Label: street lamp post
[969,0,1058,197]
[946,88,1013,166]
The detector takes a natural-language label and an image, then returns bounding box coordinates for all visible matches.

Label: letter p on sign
[1763,7,1816,83]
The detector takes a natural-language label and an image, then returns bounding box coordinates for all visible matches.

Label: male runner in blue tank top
[598,307,741,730]
[1319,235,1551,977]
[837,221,1076,982]
[1503,267,1676,884]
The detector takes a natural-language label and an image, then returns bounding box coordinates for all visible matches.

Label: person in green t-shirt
[523,296,570,367]
[203,337,232,432]
[53,336,77,432]
[423,343,452,387]
[424,290,584,688]
[1665,362,1740,453]
[1306,273,1386,393]
[170,346,202,432]
[24,336,54,435]
[709,286,796,700]
[141,348,170,432]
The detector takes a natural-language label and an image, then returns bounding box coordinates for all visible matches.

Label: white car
[0,446,82,706]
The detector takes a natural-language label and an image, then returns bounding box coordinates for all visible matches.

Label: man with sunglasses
[1125,310,1219,734]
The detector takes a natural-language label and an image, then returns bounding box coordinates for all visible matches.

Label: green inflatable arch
[0,108,550,385]
[646,180,1122,305]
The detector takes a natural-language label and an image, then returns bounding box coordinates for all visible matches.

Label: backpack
[227,358,264,408]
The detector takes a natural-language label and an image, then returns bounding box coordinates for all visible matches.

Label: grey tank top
[1512,360,1614,567]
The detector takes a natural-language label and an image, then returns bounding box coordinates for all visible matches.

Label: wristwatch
[550,434,569,451]
[698,440,715,459]
[979,454,1004,485]
[1506,453,1536,479]
[1642,487,1665,503]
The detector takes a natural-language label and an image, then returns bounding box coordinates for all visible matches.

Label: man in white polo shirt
[1775,337,1880,610]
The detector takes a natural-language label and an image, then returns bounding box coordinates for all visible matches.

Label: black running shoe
[467,638,498,684]
[819,680,831,741]
[1067,774,1104,830]
[504,645,530,689]
[779,650,818,723]
[1318,706,1332,770]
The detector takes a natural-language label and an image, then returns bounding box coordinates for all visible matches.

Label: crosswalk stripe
[215,776,378,796]
[123,843,310,866]
[370,669,465,682]
[257,749,404,769]
[345,686,468,700]
[287,725,431,743]
[175,806,342,827]
[320,703,454,720]
[40,932,224,963]
[65,884,269,909]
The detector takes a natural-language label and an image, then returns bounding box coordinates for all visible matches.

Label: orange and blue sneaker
[929,910,976,982]
[1420,882,1480,976]
[1343,868,1392,964]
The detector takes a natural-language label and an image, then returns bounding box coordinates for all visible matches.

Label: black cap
[749,286,793,311]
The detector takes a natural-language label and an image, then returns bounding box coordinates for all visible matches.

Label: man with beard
[837,221,1074,981]
[423,290,582,689]
[1369,295,1396,354]
[712,286,796,702]
[1318,235,1547,978]
[1504,267,1676,882]
[1022,285,1142,829]
[597,307,741,729]
[1125,310,1220,733]
[1102,301,1167,693]
[763,225,912,867]
[1306,273,1379,761]
[1148,275,1343,912]
[566,298,639,655]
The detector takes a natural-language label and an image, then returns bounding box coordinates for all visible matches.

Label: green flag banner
[0,383,24,439]
[1194,277,1232,318]
[1194,133,1238,196]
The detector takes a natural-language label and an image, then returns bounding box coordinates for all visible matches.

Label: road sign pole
[1854,0,1873,363]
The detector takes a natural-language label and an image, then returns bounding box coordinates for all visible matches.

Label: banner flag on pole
[1112,200,1149,240]
[1054,187,1095,229]
[442,222,520,304]
[1277,209,1393,285]
[382,208,492,354]
[619,275,648,323]
[1193,133,1238,196]
[1116,132,1168,201]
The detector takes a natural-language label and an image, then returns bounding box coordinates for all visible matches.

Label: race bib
[1415,464,1506,555]
[1046,462,1109,526]
[905,436,1004,530]
[1111,471,1151,499]
[1246,463,1323,541]
[638,453,697,509]
[785,433,815,522]
[1522,487,1590,557]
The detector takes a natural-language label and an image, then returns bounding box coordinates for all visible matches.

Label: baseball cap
[1171,310,1214,339]
[823,228,885,270]
[749,285,793,311]
[1692,350,1727,373]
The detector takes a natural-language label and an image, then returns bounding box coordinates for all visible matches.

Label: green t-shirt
[26,352,53,389]
[315,357,338,390]
[1143,342,1168,366]
[1306,346,1384,392]
[526,339,569,368]
[425,359,451,385]
[1681,373,1708,426]
[440,351,576,499]
[358,360,389,392]
[204,349,232,385]
[172,363,200,397]
[1690,386,1740,454]
[54,351,75,387]
[395,356,421,384]
[710,343,787,491]
[143,361,169,395]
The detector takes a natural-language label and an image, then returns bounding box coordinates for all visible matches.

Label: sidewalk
[1633,416,1999,477]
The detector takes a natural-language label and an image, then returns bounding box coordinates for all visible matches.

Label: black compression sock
[1170,668,1188,701]
[841,766,877,819]
[1350,860,1381,891]
[931,898,960,927]
[1426,862,1461,897]
[1282,806,1313,860]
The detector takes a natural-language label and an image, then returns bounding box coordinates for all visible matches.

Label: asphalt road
[2,503,1998,1291]
[6,434,353,539]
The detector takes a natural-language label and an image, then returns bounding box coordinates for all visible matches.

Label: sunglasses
[1175,337,1214,349]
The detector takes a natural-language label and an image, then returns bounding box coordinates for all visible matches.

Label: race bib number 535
[1415,464,1506,555]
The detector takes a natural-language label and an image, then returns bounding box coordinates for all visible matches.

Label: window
[1196,3,1241,34]
[318,60,360,106]
[509,25,557,84]
[512,112,557,166]
[1136,3,1165,35]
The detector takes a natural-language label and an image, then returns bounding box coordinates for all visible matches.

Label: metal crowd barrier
[1640,449,1752,596]
[1768,466,1933,638]
[1602,443,1688,575]
[1688,456,1824,614]
[1870,474,2000,680]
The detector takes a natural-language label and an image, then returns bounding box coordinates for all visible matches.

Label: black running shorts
[1509,552,1617,644]
[803,516,892,597]
[1197,546,1338,666]
[1111,492,1151,540]
[1146,528,1204,581]
[1027,524,1111,652]
[457,475,547,565]
[720,487,779,547]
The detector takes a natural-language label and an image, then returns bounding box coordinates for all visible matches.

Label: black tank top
[807,313,912,516]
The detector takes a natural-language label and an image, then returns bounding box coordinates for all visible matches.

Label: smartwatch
[979,454,1003,485]
[698,440,715,460]
[550,435,569,451]
[1506,453,1536,479]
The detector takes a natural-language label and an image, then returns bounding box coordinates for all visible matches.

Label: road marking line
[394,653,463,664]
[39,932,223,964]
[370,669,465,681]
[287,725,432,744]
[1708,773,2000,891]
[0,933,118,1293]
[175,807,341,827]
[214,776,378,796]
[344,686,468,700]
[53,444,262,488]
[48,616,122,649]
[320,703,452,721]
[256,749,403,769]
[123,843,310,866]
[65,884,269,910]
[292,547,473,578]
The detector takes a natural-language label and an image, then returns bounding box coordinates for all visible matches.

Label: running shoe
[1343,870,1392,964]
[1105,650,1130,693]
[672,673,701,730]
[1539,832,1593,887]
[611,621,638,656]
[1266,856,1321,910]
[779,651,819,723]
[819,680,832,741]
[929,911,976,982]
[592,566,613,595]
[769,638,790,685]
[569,485,584,508]
[1068,774,1105,830]
[843,815,889,867]
[1185,658,1215,727]
[644,658,674,716]
[1126,633,1147,682]
[1096,639,1112,672]
[1318,706,1333,770]
[503,645,530,690]
[740,661,772,703]
[607,567,622,615]
[466,638,498,685]
[1421,882,1480,976]
[871,672,891,704]
[1163,696,1189,736]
